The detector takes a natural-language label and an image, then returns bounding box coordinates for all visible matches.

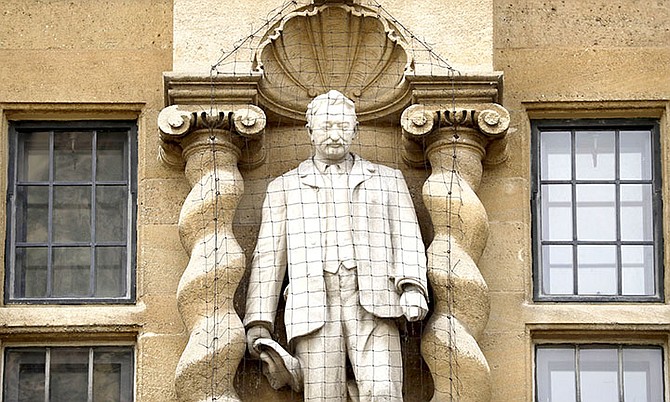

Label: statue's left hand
[246,325,272,359]
[400,288,428,322]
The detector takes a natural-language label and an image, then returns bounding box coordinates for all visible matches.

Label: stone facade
[0,1,669,401]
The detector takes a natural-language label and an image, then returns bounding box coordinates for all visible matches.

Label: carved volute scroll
[158,105,266,402]
[159,105,267,170]
[402,103,509,402]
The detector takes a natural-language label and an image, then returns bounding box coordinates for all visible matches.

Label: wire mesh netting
[187,1,467,400]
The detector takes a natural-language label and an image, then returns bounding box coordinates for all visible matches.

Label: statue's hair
[305,90,357,127]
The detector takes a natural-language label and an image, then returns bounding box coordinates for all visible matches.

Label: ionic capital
[401,103,510,170]
[158,104,267,169]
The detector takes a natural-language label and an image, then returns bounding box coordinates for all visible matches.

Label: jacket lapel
[348,154,375,190]
[297,158,322,189]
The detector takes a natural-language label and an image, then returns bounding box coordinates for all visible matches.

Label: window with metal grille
[3,346,134,402]
[535,344,664,402]
[531,120,663,301]
[5,121,136,303]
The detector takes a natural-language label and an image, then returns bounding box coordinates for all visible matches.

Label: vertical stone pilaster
[402,104,509,402]
[158,105,266,402]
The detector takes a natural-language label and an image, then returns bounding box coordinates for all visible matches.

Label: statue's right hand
[246,325,272,359]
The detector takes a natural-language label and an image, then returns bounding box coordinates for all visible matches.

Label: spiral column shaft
[174,131,245,402]
[402,104,509,402]
[158,105,266,402]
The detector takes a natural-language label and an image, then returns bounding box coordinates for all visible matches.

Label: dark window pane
[623,348,663,402]
[536,347,577,402]
[17,131,50,182]
[3,350,46,402]
[53,186,91,243]
[53,131,92,182]
[579,348,619,402]
[96,247,126,297]
[540,131,572,180]
[575,130,615,180]
[96,186,127,242]
[14,247,48,298]
[50,348,89,402]
[97,131,127,181]
[620,130,652,180]
[93,349,133,402]
[52,247,91,297]
[542,245,574,295]
[15,186,49,243]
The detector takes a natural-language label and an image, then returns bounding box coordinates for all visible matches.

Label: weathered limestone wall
[487,1,670,400]
[173,0,494,74]
[0,1,185,400]
[2,0,668,401]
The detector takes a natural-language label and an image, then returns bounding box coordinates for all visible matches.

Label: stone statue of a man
[244,90,428,401]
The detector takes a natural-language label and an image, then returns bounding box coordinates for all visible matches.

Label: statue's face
[308,109,357,163]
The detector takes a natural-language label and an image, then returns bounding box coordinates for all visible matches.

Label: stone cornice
[162,72,504,125]
[406,72,504,105]
[163,73,262,108]
[522,99,668,119]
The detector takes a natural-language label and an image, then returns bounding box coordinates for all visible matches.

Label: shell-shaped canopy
[255,3,412,122]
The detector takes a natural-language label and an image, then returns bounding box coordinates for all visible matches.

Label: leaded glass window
[532,120,662,301]
[6,121,136,303]
[535,345,664,402]
[3,346,134,402]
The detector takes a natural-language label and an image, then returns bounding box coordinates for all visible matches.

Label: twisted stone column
[401,104,509,402]
[158,105,266,402]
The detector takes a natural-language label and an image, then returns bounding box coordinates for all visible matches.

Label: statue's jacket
[244,154,428,342]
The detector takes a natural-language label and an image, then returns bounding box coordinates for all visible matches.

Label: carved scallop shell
[254,4,412,122]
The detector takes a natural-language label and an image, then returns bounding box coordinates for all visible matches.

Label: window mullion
[571,129,579,296]
[126,129,133,298]
[88,347,94,402]
[44,348,51,402]
[47,131,55,298]
[575,345,582,402]
[91,131,98,298]
[614,130,623,296]
[617,346,624,402]
[8,131,18,300]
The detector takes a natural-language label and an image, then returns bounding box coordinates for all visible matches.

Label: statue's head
[305,90,358,163]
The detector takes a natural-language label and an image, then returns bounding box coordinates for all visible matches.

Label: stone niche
[159,1,508,401]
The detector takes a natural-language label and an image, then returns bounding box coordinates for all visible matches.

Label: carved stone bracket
[401,102,509,402]
[158,104,266,402]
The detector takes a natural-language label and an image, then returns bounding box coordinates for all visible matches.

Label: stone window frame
[530,118,664,302]
[3,118,138,304]
[1,341,136,402]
